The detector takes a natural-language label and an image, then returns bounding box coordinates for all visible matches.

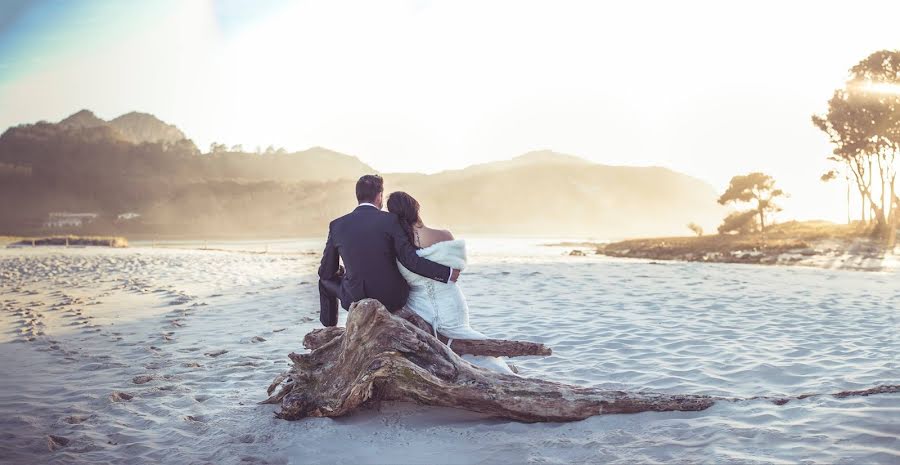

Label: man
[318,174,461,326]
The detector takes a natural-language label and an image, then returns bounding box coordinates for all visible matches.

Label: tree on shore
[821,169,852,224]
[209,142,227,154]
[717,172,785,233]
[717,210,758,235]
[812,50,900,243]
[687,222,703,236]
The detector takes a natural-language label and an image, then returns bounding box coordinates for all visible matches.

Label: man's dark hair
[356,174,384,203]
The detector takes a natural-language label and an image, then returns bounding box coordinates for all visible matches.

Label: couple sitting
[318,174,512,374]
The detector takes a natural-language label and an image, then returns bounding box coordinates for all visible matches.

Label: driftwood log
[264,299,900,422]
[264,299,718,421]
[302,307,551,358]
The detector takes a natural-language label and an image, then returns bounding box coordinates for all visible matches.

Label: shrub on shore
[718,211,759,235]
[597,220,875,264]
[9,235,128,248]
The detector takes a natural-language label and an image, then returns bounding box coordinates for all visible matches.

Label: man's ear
[375,192,384,207]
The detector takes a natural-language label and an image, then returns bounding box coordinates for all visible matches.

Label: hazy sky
[2,0,899,222]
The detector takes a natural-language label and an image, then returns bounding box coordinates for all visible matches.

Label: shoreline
[547,222,898,272]
[5,235,128,248]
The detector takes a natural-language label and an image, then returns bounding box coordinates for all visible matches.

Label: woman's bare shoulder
[420,226,454,247]
[436,228,454,241]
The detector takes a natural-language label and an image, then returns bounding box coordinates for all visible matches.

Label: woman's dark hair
[387,191,421,247]
[356,174,383,203]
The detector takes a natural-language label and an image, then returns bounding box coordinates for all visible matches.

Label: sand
[0,239,898,464]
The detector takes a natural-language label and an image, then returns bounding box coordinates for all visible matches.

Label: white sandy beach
[1,239,898,464]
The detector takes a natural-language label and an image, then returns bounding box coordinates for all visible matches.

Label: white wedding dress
[397,239,514,374]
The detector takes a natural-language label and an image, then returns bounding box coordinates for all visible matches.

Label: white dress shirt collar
[357,202,379,210]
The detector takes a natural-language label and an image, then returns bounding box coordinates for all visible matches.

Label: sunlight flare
[857,81,900,95]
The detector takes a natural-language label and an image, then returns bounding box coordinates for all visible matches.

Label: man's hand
[450,268,461,282]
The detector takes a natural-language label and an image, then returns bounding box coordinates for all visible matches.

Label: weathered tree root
[265,299,899,422]
[302,308,551,358]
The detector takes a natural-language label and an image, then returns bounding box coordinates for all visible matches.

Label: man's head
[356,174,384,209]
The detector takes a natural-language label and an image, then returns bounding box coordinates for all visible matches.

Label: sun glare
[860,81,900,95]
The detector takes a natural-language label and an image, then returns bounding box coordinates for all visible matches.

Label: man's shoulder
[330,212,352,227]
[331,208,396,227]
[375,209,402,227]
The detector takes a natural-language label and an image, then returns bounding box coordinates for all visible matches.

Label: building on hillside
[117,212,141,221]
[45,212,99,228]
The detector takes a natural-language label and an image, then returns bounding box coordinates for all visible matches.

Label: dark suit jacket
[318,205,451,313]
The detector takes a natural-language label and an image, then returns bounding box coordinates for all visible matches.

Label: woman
[387,191,513,375]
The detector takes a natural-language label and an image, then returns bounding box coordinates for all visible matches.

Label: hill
[59,109,107,129]
[266,151,725,238]
[384,152,723,237]
[203,146,373,182]
[57,109,187,144]
[0,111,722,238]
[109,111,187,144]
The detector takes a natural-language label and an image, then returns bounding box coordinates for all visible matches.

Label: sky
[1,0,899,222]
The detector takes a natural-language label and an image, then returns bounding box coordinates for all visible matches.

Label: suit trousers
[318,277,342,327]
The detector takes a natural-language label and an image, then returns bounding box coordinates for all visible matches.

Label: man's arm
[318,223,339,280]
[388,215,456,283]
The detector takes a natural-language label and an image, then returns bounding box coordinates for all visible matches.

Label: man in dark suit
[318,174,461,326]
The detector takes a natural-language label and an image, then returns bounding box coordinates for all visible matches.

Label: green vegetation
[687,49,900,256]
[686,222,703,237]
[0,110,373,237]
[717,172,785,233]
[8,235,128,248]
[0,111,724,237]
[813,50,900,246]
[599,221,872,265]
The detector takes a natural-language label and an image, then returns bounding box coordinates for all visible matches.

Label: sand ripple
[0,245,897,464]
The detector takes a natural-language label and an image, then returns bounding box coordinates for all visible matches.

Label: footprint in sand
[169,295,193,306]
[109,391,133,402]
[182,362,202,368]
[132,374,154,384]
[250,336,266,343]
[205,349,228,357]
[63,415,90,424]
[47,435,70,451]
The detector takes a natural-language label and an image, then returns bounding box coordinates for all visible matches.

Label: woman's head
[387,191,421,244]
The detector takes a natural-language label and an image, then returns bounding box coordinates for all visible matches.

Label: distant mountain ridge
[58,109,187,144]
[0,110,374,182]
[0,110,723,237]
[109,111,187,144]
[385,151,723,237]
[59,109,107,129]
